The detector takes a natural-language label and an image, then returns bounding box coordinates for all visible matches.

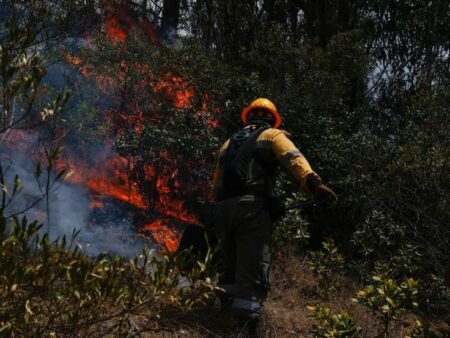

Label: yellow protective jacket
[212,127,319,199]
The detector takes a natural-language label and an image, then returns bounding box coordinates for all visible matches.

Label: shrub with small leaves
[353,275,419,337]
[307,303,362,338]
[0,215,216,336]
[404,320,449,338]
[309,239,345,295]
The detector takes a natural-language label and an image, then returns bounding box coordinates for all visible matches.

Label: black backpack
[222,125,269,193]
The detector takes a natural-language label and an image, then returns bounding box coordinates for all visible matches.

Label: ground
[116,245,448,337]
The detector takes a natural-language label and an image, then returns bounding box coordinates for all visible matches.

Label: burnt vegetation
[0,0,449,336]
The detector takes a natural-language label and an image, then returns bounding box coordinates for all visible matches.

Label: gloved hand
[306,174,337,206]
[313,184,337,206]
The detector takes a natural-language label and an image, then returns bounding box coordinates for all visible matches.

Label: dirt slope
[122,245,450,338]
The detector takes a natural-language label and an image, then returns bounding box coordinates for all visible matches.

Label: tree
[161,0,181,40]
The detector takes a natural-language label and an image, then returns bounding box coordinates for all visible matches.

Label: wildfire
[0,0,221,257]
[56,1,218,252]
[56,143,201,251]
[143,219,180,253]
[60,152,147,210]
[101,0,159,45]
[105,16,127,43]
[152,72,195,108]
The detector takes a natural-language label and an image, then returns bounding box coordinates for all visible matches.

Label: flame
[57,8,221,252]
[143,219,180,253]
[199,93,220,128]
[102,0,128,44]
[2,1,221,255]
[56,145,201,250]
[144,161,199,224]
[105,16,127,43]
[66,53,92,77]
[60,152,148,210]
[87,176,146,210]
[101,0,160,45]
[79,65,93,77]
[152,72,195,108]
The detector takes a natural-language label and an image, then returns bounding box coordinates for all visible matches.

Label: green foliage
[272,188,311,248]
[187,4,450,312]
[0,10,71,223]
[64,98,111,145]
[309,239,345,295]
[0,21,45,131]
[0,1,78,133]
[307,303,362,338]
[2,1,449,331]
[404,320,449,338]
[0,215,216,336]
[353,275,419,337]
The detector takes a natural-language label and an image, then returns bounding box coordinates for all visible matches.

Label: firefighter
[212,98,337,330]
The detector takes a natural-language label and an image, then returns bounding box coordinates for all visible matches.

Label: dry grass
[266,246,448,337]
[92,245,449,337]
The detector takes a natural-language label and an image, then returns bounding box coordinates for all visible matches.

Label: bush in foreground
[0,215,215,336]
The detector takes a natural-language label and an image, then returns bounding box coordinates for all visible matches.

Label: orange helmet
[241,98,282,128]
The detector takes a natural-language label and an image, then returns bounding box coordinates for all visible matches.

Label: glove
[306,174,337,206]
[313,184,338,205]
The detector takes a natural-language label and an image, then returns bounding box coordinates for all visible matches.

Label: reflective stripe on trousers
[232,297,262,313]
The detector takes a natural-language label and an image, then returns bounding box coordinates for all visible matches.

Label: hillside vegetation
[1,1,449,336]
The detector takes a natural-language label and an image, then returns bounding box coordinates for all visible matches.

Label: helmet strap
[247,119,273,128]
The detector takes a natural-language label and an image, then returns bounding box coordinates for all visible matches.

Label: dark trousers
[214,195,273,316]
[445,261,450,287]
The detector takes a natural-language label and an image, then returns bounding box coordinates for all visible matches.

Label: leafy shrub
[0,214,215,336]
[353,275,419,337]
[307,303,362,338]
[405,320,449,338]
[309,239,345,295]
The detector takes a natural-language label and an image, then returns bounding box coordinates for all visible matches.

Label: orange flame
[152,72,195,108]
[143,220,181,253]
[57,151,147,210]
[61,11,221,252]
[105,16,127,43]
[101,0,160,45]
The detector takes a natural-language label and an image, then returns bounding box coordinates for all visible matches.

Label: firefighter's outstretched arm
[271,130,337,204]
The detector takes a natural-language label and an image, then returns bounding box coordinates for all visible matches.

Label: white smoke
[1,133,150,258]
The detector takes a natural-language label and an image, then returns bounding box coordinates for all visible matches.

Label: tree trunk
[161,0,181,41]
